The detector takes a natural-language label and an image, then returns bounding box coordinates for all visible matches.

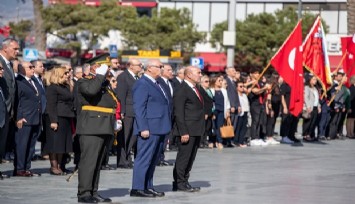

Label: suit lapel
[18,75,37,94]
[183,82,202,105]
[143,75,167,101]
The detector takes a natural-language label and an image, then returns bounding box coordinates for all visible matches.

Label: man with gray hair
[0,38,19,177]
[82,63,91,77]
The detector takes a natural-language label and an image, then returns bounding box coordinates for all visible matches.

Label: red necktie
[193,87,203,104]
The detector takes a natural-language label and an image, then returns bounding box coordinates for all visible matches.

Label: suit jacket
[132,75,172,136]
[0,55,16,115]
[14,75,42,126]
[173,81,205,137]
[76,75,117,136]
[304,85,320,110]
[0,86,5,128]
[116,69,136,117]
[157,77,173,114]
[32,75,46,113]
[46,83,75,124]
[171,77,183,93]
[225,76,240,108]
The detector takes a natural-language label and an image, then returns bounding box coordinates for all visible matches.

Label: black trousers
[173,136,200,186]
[337,111,347,135]
[0,111,9,158]
[250,104,265,140]
[329,111,342,139]
[302,107,319,138]
[234,113,248,145]
[117,116,136,167]
[280,113,299,140]
[78,134,110,198]
[102,134,114,166]
[201,116,212,146]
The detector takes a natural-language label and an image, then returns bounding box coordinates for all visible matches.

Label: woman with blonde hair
[210,75,231,149]
[43,67,75,175]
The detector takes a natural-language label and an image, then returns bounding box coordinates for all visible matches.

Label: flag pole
[332,51,348,74]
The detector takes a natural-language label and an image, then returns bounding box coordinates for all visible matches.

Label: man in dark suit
[76,64,115,203]
[0,38,19,166]
[130,59,172,198]
[173,66,204,192]
[30,60,46,161]
[156,64,174,166]
[116,59,143,168]
[225,67,240,146]
[13,62,42,177]
[0,64,9,179]
[72,66,83,170]
[171,67,185,92]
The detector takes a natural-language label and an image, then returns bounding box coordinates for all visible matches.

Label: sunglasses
[0,67,3,70]
[64,71,70,75]
[111,79,117,83]
[150,65,164,69]
[203,80,209,83]
[29,66,35,69]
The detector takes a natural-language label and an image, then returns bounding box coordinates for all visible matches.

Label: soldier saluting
[76,64,116,203]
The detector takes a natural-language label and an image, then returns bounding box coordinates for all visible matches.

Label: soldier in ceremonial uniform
[76,64,116,203]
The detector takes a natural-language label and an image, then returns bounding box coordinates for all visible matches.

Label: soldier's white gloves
[96,64,108,76]
[114,120,122,132]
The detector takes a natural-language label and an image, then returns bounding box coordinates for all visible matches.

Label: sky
[0,0,49,26]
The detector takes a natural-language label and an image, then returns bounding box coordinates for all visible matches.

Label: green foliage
[210,7,329,68]
[120,7,206,52]
[41,0,137,49]
[9,20,33,40]
[41,2,204,51]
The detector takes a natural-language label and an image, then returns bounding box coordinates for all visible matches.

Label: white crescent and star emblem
[288,47,296,70]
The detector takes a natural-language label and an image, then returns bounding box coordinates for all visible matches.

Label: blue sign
[23,48,39,61]
[109,44,118,58]
[190,57,204,69]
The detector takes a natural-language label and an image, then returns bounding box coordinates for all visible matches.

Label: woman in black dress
[43,67,75,175]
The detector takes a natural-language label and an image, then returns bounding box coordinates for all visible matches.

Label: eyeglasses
[132,64,143,67]
[150,65,164,69]
[111,79,117,83]
[64,71,70,75]
[203,80,209,83]
[29,66,35,69]
[68,68,73,72]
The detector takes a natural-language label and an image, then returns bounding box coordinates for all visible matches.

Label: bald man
[172,66,204,192]
[116,59,143,168]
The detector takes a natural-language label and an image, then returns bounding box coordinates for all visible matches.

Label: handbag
[220,117,234,139]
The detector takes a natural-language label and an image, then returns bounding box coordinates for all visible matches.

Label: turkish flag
[271,20,303,117]
[0,26,11,37]
[348,34,355,56]
[341,36,355,77]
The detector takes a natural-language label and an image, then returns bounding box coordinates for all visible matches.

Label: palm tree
[348,0,355,34]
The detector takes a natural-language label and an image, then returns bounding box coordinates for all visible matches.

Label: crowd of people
[1,38,355,203]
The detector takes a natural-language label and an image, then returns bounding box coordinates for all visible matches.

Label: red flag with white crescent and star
[271,20,303,117]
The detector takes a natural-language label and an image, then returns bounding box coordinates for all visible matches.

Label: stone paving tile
[1,139,355,204]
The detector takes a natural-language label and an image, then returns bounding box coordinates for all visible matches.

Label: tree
[9,20,33,40]
[41,0,137,50]
[210,7,328,68]
[121,7,206,52]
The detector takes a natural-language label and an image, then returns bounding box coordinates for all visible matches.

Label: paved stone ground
[1,136,355,204]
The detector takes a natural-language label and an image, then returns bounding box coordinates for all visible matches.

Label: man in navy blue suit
[13,61,42,177]
[130,59,172,198]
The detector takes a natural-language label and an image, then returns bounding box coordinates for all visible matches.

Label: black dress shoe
[175,183,200,192]
[14,170,32,177]
[147,189,165,197]
[93,195,112,202]
[78,195,98,203]
[130,189,156,197]
[186,183,200,191]
[158,160,171,166]
[101,165,111,170]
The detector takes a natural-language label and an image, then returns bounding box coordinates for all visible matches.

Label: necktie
[29,79,39,95]
[155,81,167,99]
[37,76,44,90]
[135,76,139,80]
[193,87,203,104]
[166,80,173,96]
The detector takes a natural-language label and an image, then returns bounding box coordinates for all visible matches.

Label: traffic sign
[190,57,204,69]
[23,48,39,61]
[109,44,118,58]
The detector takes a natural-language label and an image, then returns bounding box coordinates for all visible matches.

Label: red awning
[197,52,227,73]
